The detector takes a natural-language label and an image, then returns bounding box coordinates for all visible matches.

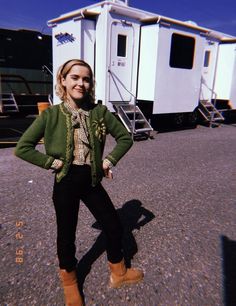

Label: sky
[0,0,236,37]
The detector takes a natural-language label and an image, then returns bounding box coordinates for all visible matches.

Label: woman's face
[61,64,91,102]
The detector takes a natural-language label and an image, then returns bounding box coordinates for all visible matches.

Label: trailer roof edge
[47,0,236,41]
[220,38,236,43]
[141,16,211,33]
[47,0,156,26]
[47,10,101,26]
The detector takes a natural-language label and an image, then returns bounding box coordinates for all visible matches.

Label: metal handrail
[200,76,218,127]
[42,65,53,76]
[108,69,137,137]
[200,76,217,98]
[48,93,53,105]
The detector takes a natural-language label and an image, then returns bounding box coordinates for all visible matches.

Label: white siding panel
[137,25,159,101]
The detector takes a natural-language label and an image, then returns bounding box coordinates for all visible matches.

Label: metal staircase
[108,69,153,138]
[0,93,19,114]
[113,103,153,137]
[198,76,225,126]
[198,100,224,125]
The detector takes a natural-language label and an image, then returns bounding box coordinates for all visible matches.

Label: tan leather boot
[59,269,84,306]
[108,259,144,288]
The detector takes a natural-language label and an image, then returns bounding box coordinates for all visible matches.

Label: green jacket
[15,103,133,186]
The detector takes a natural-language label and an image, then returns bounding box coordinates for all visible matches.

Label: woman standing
[15,59,143,306]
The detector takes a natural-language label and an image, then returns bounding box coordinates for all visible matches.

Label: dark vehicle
[0,28,53,116]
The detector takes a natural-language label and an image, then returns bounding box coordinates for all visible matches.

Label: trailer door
[109,21,134,102]
[201,41,218,101]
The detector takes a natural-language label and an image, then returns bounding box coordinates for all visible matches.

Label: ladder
[198,100,224,125]
[108,69,153,138]
[113,103,153,137]
[0,93,19,114]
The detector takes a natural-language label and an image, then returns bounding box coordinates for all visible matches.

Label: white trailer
[48,0,236,132]
[198,33,236,124]
[214,42,236,107]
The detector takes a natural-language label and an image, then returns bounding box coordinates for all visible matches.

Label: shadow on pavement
[76,199,155,294]
[221,235,236,306]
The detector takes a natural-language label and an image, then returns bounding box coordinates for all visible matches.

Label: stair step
[211,117,223,121]
[209,111,222,116]
[128,118,144,123]
[133,119,146,123]
[134,127,153,133]
[124,110,137,114]
[199,100,224,122]
[1,93,19,114]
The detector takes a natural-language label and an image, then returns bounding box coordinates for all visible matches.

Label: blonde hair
[55,59,95,103]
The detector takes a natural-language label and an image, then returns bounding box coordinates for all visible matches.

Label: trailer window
[117,34,127,57]
[169,33,195,69]
[204,50,210,67]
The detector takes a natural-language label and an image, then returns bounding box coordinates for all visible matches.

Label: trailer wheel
[187,111,198,127]
[172,113,184,127]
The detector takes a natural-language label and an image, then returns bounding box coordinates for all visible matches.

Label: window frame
[117,34,127,58]
[169,32,196,70]
[203,50,211,67]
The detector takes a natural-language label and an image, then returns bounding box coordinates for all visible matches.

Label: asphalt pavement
[1,123,236,306]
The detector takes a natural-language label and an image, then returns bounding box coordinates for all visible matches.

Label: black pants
[52,165,123,272]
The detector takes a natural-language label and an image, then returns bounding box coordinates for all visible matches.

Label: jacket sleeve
[14,112,54,169]
[104,107,133,166]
